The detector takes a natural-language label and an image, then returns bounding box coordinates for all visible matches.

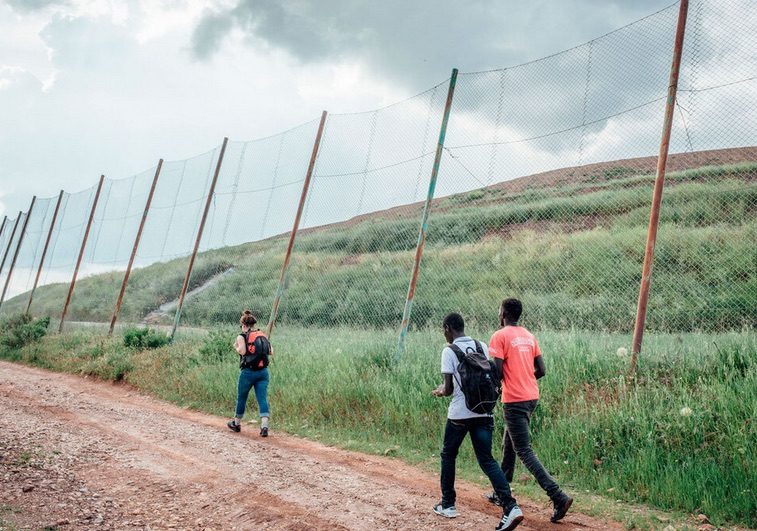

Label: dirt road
[0,361,619,530]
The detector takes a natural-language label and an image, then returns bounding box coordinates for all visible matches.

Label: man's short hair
[501,298,523,322]
[443,312,465,333]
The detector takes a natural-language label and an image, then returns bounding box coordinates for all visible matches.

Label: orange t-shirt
[489,326,541,403]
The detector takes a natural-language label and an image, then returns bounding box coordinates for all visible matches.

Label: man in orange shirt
[488,298,573,523]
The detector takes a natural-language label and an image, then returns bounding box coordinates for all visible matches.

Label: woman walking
[227,310,272,437]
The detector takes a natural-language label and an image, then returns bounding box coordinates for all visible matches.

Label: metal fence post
[109,160,163,335]
[170,139,228,340]
[396,68,458,359]
[0,214,22,285]
[59,176,105,333]
[266,110,328,339]
[26,190,64,315]
[630,0,689,376]
[0,197,36,313]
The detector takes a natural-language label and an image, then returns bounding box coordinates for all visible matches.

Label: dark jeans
[440,416,515,510]
[235,368,270,418]
[501,400,561,500]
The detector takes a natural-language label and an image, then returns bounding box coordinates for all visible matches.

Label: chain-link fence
[1,0,754,340]
[0,196,56,313]
[276,84,447,329]
[176,120,321,329]
[411,0,756,333]
[0,212,27,308]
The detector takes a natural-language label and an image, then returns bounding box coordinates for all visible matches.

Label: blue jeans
[501,400,561,500]
[235,368,270,418]
[440,416,515,510]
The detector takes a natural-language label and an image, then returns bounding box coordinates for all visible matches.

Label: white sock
[261,417,269,428]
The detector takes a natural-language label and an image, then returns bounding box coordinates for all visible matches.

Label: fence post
[266,110,328,339]
[26,191,64,315]
[0,216,7,241]
[396,68,458,359]
[109,160,163,335]
[0,214,22,286]
[170,139,228,340]
[630,0,689,377]
[59,175,105,333]
[0,197,36,313]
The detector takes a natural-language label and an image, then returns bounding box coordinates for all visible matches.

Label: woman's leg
[252,369,270,432]
[235,370,254,420]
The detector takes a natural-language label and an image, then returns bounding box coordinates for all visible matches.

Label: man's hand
[431,384,446,397]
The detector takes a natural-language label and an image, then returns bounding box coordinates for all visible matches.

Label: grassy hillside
[6,160,756,332]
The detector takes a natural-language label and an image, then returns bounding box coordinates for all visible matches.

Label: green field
[2,322,754,527]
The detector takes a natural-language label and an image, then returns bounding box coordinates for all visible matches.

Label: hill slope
[7,147,757,332]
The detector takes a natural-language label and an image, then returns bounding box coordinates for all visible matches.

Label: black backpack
[240,330,271,371]
[448,340,500,414]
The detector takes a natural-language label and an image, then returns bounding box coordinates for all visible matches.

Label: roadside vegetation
[1,324,754,527]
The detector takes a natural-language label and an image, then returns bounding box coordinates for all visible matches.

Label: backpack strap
[448,343,465,362]
[472,339,484,355]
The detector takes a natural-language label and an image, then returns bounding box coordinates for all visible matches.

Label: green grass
[3,325,755,527]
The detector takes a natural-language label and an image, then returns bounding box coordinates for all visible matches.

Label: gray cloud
[4,0,66,12]
[190,0,673,91]
[187,0,682,150]
[190,10,235,60]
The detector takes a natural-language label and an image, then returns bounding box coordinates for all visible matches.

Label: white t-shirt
[441,336,492,420]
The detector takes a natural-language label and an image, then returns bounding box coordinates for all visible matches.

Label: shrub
[0,314,50,350]
[122,327,170,349]
[198,328,235,363]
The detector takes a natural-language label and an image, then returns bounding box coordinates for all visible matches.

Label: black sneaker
[260,426,269,437]
[486,491,501,506]
[227,420,240,433]
[550,494,573,523]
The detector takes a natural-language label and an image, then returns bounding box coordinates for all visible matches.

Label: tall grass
[4,326,755,526]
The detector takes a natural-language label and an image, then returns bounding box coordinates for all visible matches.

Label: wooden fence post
[26,191,64,315]
[0,197,36,312]
[59,176,105,333]
[266,111,328,339]
[170,140,228,339]
[396,69,458,359]
[630,0,689,377]
[108,160,163,335]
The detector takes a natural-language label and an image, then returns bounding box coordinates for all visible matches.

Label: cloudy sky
[0,0,679,218]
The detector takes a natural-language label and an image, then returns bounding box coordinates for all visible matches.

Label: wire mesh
[406,0,755,334]
[649,0,757,331]
[176,120,322,329]
[0,196,57,315]
[8,0,755,338]
[108,147,221,329]
[46,169,158,324]
[0,215,20,283]
[273,83,447,329]
[22,186,98,327]
[0,212,27,311]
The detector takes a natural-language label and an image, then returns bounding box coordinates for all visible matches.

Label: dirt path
[0,361,619,530]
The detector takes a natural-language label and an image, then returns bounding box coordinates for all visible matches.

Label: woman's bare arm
[235,336,246,355]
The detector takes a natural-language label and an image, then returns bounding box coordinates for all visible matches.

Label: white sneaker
[433,504,458,518]
[495,505,523,531]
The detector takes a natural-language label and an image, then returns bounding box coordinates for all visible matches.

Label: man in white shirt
[432,312,523,531]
